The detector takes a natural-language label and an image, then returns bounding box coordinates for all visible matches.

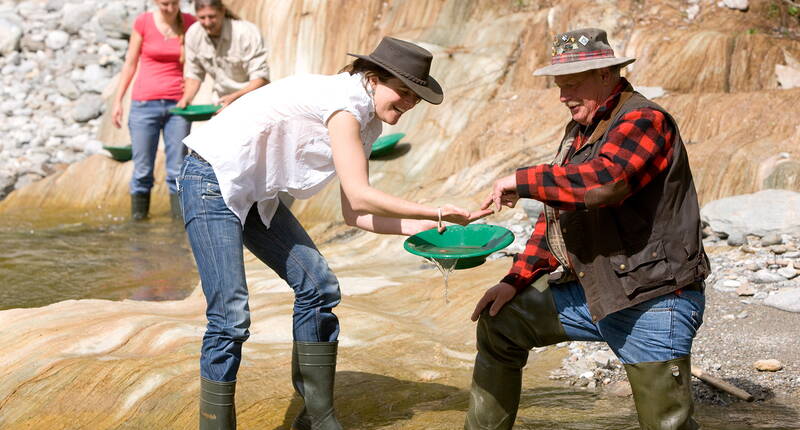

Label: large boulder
[701,189,800,237]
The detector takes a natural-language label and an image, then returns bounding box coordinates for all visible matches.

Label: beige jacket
[184,18,270,99]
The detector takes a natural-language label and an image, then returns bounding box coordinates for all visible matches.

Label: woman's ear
[367,75,379,90]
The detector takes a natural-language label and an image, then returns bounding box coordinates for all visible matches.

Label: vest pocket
[610,240,675,297]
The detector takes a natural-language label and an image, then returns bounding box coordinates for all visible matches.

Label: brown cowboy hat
[348,37,444,105]
[534,28,635,76]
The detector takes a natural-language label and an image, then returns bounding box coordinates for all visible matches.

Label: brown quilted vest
[545,88,710,322]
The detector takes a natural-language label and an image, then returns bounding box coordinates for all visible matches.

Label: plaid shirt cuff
[501,270,548,291]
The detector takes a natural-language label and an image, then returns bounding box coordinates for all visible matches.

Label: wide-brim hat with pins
[533,28,636,76]
[348,36,443,105]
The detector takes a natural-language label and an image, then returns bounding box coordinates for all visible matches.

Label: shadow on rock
[274,370,467,429]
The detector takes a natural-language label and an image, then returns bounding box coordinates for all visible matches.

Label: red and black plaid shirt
[501,79,675,290]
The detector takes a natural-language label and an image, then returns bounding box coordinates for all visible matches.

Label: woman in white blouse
[179,37,489,429]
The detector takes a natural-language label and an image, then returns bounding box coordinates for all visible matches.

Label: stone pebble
[0,0,194,200]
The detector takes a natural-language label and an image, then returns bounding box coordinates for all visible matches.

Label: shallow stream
[0,214,798,428]
[0,213,197,310]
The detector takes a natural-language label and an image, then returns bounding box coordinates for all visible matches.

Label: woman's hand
[405,219,440,236]
[469,208,495,222]
[111,101,123,129]
[439,204,472,226]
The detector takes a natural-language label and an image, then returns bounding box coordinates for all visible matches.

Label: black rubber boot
[169,192,182,221]
[465,277,569,430]
[199,378,236,430]
[625,355,700,430]
[131,192,150,221]
[292,341,342,430]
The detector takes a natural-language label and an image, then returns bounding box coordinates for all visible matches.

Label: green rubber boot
[131,192,150,221]
[199,378,236,430]
[169,192,182,221]
[465,277,569,429]
[624,356,700,430]
[291,341,342,430]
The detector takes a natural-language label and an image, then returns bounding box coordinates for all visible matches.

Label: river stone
[764,160,800,190]
[771,245,788,255]
[777,265,797,279]
[761,233,783,246]
[520,199,543,220]
[97,3,131,38]
[636,86,666,99]
[714,278,740,292]
[752,269,786,284]
[764,288,800,312]
[722,0,748,10]
[81,64,110,93]
[15,1,45,19]
[776,64,800,90]
[606,380,633,397]
[61,3,96,34]
[701,190,800,237]
[46,0,67,12]
[686,4,700,20]
[589,350,617,369]
[71,94,104,122]
[55,76,80,100]
[0,17,23,54]
[736,281,756,296]
[20,32,46,51]
[754,359,783,372]
[45,30,69,50]
[726,231,746,246]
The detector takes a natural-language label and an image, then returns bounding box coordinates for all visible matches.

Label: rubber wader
[131,192,150,221]
[292,341,342,430]
[465,277,569,429]
[625,355,700,430]
[170,192,182,220]
[199,378,236,430]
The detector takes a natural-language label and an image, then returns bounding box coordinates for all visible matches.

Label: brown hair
[194,0,240,19]
[177,12,185,64]
[339,58,394,82]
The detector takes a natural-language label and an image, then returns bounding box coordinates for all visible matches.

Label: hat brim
[347,53,444,105]
[533,57,636,76]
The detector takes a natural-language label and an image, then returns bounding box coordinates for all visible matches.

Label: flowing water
[429,257,458,304]
[0,213,198,310]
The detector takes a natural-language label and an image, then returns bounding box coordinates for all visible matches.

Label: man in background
[177,0,269,111]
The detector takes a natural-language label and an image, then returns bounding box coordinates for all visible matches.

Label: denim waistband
[188,150,209,164]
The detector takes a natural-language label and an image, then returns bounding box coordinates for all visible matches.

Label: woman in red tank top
[111,0,197,221]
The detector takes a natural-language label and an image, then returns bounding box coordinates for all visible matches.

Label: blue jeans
[553,281,705,364]
[128,99,190,194]
[177,154,341,382]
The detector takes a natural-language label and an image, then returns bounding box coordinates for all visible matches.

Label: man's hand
[480,174,519,212]
[218,93,240,108]
[471,282,517,321]
[176,98,189,109]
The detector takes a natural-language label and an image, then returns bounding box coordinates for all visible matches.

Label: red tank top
[131,12,197,101]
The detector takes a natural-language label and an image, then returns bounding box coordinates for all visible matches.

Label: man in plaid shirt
[465,28,708,430]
